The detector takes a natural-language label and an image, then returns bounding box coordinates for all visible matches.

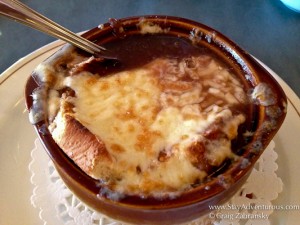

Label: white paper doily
[29,139,282,225]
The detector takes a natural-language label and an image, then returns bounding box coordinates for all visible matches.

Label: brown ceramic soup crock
[25,15,287,224]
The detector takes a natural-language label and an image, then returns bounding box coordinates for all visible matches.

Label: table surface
[0,0,299,97]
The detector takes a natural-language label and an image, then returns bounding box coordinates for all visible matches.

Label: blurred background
[0,0,299,96]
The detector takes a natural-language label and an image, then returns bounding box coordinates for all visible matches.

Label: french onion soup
[28,19,278,201]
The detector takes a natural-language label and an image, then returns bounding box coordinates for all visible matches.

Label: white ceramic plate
[0,41,299,225]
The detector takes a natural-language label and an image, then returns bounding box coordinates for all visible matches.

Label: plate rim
[0,40,63,85]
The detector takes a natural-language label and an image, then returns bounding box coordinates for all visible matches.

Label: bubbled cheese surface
[64,69,207,194]
[60,56,246,196]
[31,40,248,197]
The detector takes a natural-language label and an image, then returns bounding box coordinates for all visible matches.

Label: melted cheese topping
[32,45,247,197]
[60,57,246,197]
[64,70,207,192]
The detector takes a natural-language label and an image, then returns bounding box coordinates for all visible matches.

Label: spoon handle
[0,0,105,54]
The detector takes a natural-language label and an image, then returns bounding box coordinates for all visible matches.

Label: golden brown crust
[51,113,113,179]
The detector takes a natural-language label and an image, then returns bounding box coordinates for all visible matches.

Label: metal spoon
[0,0,112,59]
